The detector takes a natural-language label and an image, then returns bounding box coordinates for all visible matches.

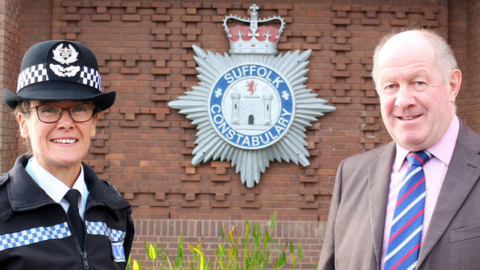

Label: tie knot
[64,189,80,208]
[406,150,431,166]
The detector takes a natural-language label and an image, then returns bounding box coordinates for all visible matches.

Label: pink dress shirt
[380,116,460,270]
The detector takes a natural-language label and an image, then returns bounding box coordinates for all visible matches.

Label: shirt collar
[29,156,87,205]
[393,115,460,172]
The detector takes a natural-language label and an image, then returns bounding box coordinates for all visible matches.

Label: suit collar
[417,120,480,267]
[368,141,397,268]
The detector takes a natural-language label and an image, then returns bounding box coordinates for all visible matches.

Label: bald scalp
[372,29,458,92]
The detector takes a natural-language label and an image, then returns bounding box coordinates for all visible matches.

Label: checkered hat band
[0,222,71,252]
[86,221,125,243]
[17,64,102,92]
[17,64,49,92]
[80,66,102,92]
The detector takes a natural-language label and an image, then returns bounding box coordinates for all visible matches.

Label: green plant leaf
[298,242,303,259]
[253,223,260,248]
[270,212,277,231]
[126,255,131,270]
[178,234,184,260]
[289,242,294,254]
[154,243,160,262]
[161,245,168,262]
[221,226,225,240]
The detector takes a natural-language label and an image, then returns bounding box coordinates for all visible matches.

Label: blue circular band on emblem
[208,65,294,150]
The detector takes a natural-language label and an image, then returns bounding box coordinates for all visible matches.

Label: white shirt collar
[393,115,459,172]
[29,156,88,219]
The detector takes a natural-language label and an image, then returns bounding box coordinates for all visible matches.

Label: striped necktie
[384,150,432,270]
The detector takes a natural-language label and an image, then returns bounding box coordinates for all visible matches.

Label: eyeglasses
[29,104,96,123]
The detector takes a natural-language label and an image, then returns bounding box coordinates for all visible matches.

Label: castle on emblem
[230,85,273,128]
[223,4,285,55]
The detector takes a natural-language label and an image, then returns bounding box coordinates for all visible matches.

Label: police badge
[169,4,335,187]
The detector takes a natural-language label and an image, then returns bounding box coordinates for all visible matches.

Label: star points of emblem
[169,45,335,187]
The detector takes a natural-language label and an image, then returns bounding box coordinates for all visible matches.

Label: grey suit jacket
[318,121,480,270]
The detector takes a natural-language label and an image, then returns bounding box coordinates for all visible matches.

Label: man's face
[376,32,461,151]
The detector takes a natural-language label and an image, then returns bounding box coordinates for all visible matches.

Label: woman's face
[18,100,98,172]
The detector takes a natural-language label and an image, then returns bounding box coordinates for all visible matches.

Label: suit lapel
[368,142,396,268]
[417,122,480,267]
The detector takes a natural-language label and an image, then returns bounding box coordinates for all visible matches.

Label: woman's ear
[90,113,99,137]
[18,113,29,138]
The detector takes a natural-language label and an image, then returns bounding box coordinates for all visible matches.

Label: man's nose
[394,85,416,109]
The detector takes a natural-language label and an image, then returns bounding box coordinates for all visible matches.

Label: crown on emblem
[223,4,285,55]
[60,47,72,58]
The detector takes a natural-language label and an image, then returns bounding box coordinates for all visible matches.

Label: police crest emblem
[169,4,335,187]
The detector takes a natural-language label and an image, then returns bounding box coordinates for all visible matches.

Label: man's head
[372,29,462,151]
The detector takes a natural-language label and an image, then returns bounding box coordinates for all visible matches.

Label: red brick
[62,14,81,21]
[331,18,351,25]
[121,15,141,22]
[92,14,111,21]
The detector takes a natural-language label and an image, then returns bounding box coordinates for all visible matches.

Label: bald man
[318,29,480,270]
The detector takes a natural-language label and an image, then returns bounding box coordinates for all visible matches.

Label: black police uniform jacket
[0,155,135,270]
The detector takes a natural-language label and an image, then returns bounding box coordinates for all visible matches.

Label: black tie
[64,189,85,251]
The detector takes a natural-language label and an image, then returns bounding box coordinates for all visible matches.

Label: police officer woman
[0,40,134,269]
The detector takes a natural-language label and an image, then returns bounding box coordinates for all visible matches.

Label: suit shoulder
[458,122,480,153]
[342,142,395,167]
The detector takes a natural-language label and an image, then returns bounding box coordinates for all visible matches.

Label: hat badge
[52,43,78,65]
[50,43,80,77]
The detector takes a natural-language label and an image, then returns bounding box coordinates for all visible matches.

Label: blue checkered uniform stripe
[17,63,49,91]
[80,66,102,91]
[86,221,125,242]
[0,222,71,252]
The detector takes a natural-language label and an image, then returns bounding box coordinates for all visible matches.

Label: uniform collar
[27,156,88,208]
[7,155,129,211]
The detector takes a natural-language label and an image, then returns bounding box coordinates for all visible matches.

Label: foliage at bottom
[126,212,309,270]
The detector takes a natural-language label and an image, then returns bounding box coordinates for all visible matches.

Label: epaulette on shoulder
[102,180,111,186]
[102,180,121,196]
[0,173,9,188]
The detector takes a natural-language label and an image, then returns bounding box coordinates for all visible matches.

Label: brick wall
[461,0,480,132]
[450,0,469,123]
[0,0,21,172]
[5,0,480,268]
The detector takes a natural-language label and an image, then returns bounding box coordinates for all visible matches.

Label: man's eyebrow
[378,76,394,84]
[379,71,430,83]
[408,71,429,80]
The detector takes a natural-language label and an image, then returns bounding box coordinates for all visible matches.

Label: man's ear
[449,69,462,103]
[18,113,29,138]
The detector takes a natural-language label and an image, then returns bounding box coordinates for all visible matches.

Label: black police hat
[2,40,115,111]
